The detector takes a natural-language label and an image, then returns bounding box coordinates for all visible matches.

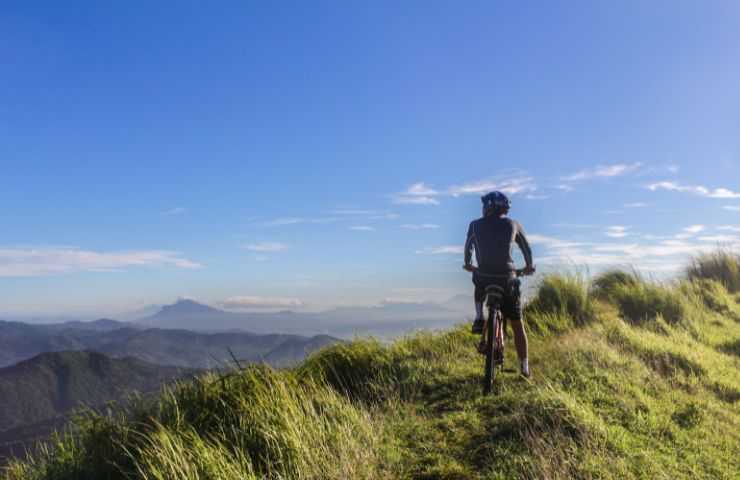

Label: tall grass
[687,251,740,293]
[4,367,393,480]
[591,270,688,326]
[525,274,593,334]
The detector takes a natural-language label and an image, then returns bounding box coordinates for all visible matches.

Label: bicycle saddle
[485,284,505,300]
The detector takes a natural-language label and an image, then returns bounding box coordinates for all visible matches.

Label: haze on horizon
[2,2,739,319]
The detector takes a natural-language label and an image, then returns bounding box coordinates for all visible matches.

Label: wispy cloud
[242,242,288,252]
[724,206,740,212]
[349,226,375,231]
[222,296,304,309]
[393,195,440,206]
[401,224,440,230]
[447,177,537,197]
[675,225,705,239]
[605,226,630,238]
[163,207,187,216]
[392,182,441,205]
[698,235,739,243]
[647,181,740,199]
[258,217,338,227]
[718,225,740,232]
[532,226,739,273]
[624,202,648,208]
[331,209,398,219]
[561,163,642,182]
[331,209,379,216]
[527,234,589,249]
[393,176,537,206]
[415,245,464,255]
[0,247,201,277]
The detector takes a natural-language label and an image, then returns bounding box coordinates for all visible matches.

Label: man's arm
[464,222,475,268]
[514,221,534,271]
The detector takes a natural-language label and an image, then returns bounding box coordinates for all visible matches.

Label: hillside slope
[4,255,739,479]
[0,350,195,460]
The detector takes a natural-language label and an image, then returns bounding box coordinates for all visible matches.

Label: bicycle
[465,266,531,395]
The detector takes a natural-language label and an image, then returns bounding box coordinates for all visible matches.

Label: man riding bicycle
[463,191,535,378]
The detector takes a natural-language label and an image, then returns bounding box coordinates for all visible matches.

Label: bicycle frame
[482,292,505,395]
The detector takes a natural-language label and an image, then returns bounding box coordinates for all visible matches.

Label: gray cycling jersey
[464,216,533,274]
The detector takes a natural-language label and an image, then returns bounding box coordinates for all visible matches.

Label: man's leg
[509,318,529,376]
[472,276,485,334]
[506,279,530,377]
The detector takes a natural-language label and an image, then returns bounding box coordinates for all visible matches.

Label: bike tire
[483,306,496,395]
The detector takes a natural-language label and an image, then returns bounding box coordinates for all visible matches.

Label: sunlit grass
[4,253,740,479]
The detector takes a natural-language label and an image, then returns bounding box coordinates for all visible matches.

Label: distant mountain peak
[158,299,223,316]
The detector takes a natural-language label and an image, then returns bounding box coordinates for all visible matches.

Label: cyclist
[463,191,535,377]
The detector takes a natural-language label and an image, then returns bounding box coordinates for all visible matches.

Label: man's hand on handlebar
[463,264,477,272]
[522,265,536,276]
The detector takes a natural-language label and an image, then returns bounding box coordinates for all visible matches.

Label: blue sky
[2,1,739,317]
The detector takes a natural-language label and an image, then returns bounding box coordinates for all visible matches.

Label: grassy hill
[3,253,739,479]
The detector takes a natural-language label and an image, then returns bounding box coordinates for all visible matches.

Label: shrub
[297,339,400,401]
[687,251,740,293]
[591,271,686,326]
[525,274,593,334]
[591,270,638,300]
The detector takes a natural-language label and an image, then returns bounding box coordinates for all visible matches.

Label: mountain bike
[467,267,530,395]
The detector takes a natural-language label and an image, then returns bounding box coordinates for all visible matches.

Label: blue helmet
[481,191,511,215]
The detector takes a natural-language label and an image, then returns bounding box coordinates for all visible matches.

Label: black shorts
[473,272,522,322]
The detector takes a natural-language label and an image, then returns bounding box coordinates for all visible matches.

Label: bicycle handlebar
[462,265,535,277]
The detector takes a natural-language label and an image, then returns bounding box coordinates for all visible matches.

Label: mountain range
[137,298,468,336]
[0,351,194,463]
[0,316,340,369]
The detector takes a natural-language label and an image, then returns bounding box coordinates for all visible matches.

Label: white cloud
[371,212,400,220]
[556,184,574,192]
[527,234,589,249]
[401,224,440,230]
[331,209,379,215]
[624,202,648,208]
[725,206,740,212]
[349,226,375,231]
[718,225,740,232]
[393,176,536,206]
[698,235,739,243]
[259,217,337,227]
[0,247,201,277]
[646,181,740,199]
[605,226,630,238]
[331,209,398,220]
[222,296,304,309]
[447,177,537,197]
[415,245,464,255]
[242,242,288,252]
[393,195,440,205]
[684,225,705,234]
[525,194,549,200]
[407,182,439,196]
[561,163,642,182]
[531,229,738,274]
[675,224,705,239]
[163,207,186,215]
